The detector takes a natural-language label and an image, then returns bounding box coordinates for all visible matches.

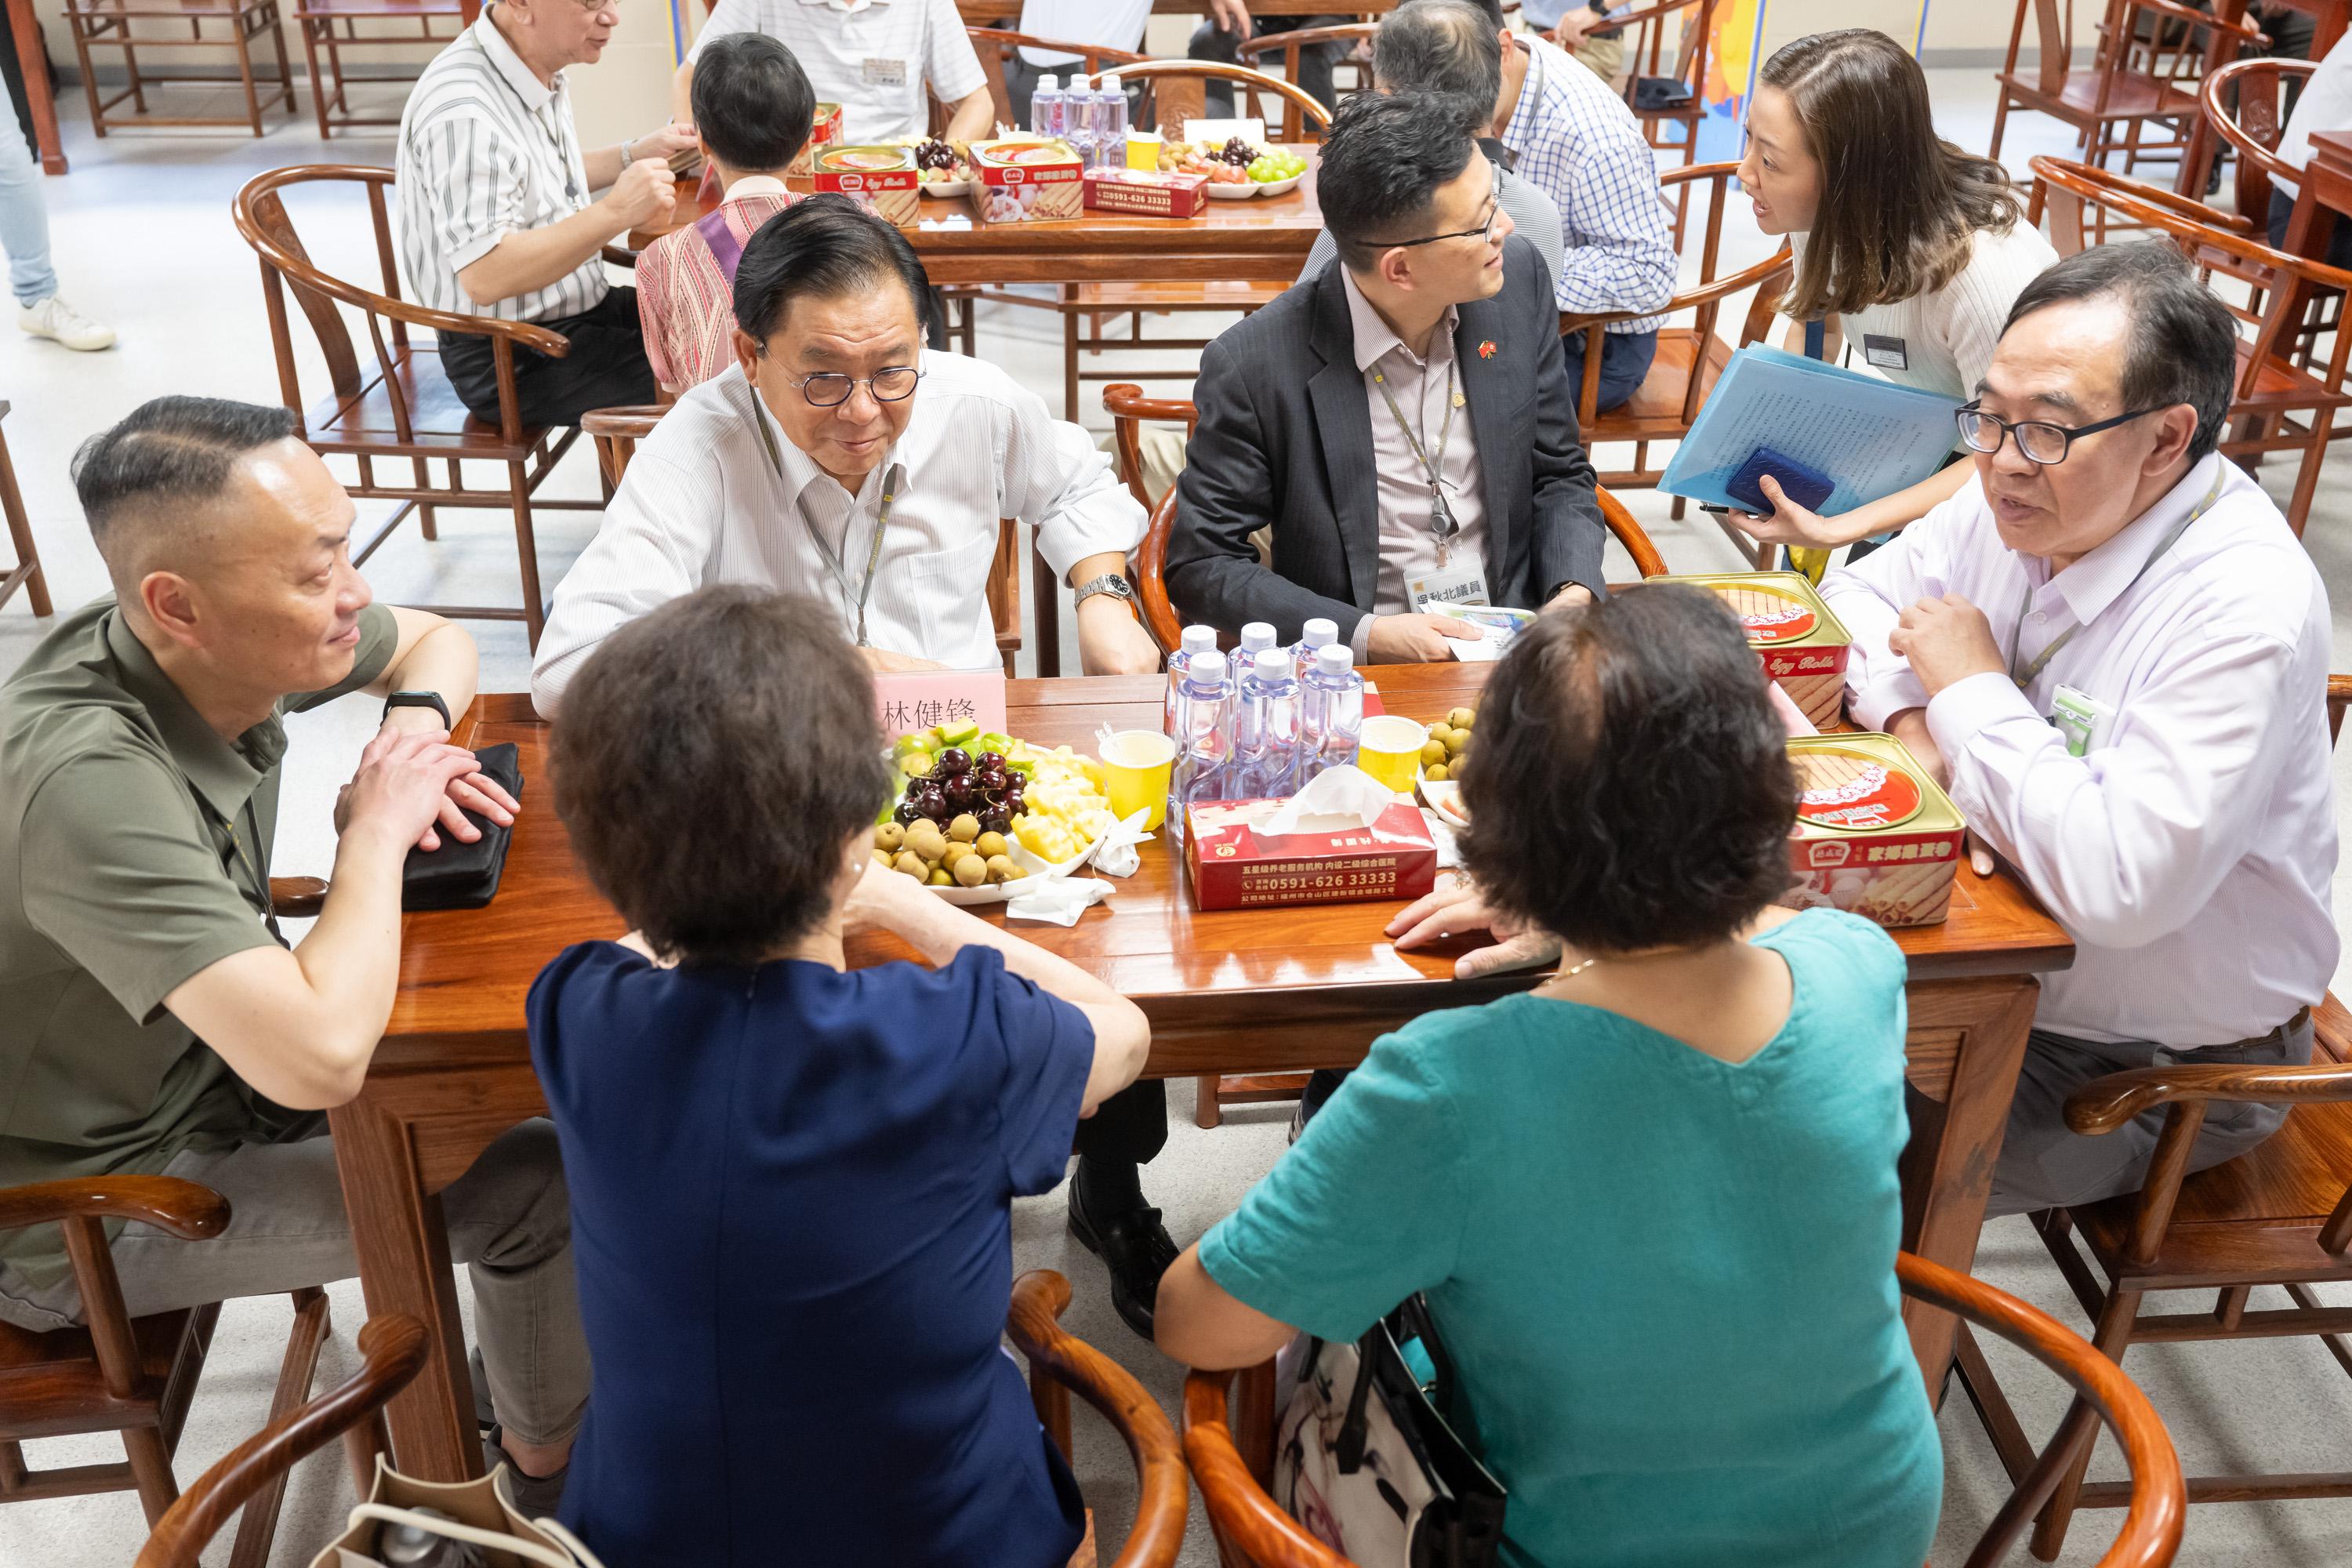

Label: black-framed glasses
[784,368,924,408]
[1371,185,1503,252]
[1955,400,2162,466]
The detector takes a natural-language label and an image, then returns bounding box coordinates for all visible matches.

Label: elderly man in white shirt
[1821,241,2338,1218]
[671,0,991,144]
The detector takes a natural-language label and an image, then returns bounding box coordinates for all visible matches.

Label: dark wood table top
[2310,128,2352,172]
[389,668,2071,1054]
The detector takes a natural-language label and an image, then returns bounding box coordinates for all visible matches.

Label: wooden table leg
[5,0,65,174]
[329,1094,483,1483]
[1897,975,2042,1391]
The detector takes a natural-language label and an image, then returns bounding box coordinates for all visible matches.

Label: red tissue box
[1183,798,1438,911]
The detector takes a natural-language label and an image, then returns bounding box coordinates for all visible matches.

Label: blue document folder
[1659,346,1964,514]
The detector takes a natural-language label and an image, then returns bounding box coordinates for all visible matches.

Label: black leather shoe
[1067,1182,1178,1341]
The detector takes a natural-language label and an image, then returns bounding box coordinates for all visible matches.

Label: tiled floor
[2,64,2350,1568]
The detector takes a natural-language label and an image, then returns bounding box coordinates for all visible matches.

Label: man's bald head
[73,397,303,598]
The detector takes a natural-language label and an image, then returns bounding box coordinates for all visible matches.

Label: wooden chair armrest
[269,876,328,919]
[1602,0,1706,31]
[1563,241,1794,337]
[133,1316,429,1568]
[2132,0,2268,44]
[1134,486,1185,657]
[2065,1055,2352,1134]
[1007,1271,1188,1568]
[579,405,667,442]
[1595,485,1668,577]
[1181,1366,1350,1568]
[2201,59,2310,187]
[0,1176,230,1240]
[601,244,638,270]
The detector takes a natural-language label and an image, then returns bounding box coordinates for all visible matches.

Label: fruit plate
[927,825,1109,905]
[1417,775,1468,828]
[918,177,972,198]
[1250,172,1303,198]
[1203,180,1261,200]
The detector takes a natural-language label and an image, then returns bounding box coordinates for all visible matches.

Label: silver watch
[1072,573,1136,608]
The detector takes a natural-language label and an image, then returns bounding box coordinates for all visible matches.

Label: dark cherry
[891,800,925,826]
[980,809,1012,835]
[974,765,1008,793]
[913,782,949,818]
[935,747,972,776]
[942,773,978,808]
[978,752,1005,771]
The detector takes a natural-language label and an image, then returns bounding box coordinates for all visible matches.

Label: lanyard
[2007,466,2224,690]
[756,408,898,646]
[1370,352,1463,561]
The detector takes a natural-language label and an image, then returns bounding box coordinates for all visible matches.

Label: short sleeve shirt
[0,599,397,1291]
[529,942,1092,1564]
[688,0,988,145]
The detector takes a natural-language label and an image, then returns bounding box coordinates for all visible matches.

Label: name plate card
[873,669,1007,740]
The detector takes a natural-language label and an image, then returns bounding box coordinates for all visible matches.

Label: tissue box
[808,145,922,227]
[968,138,1086,222]
[788,103,844,176]
[1183,798,1438,911]
[1646,572,1852,728]
[1083,167,1210,217]
[1777,734,1965,928]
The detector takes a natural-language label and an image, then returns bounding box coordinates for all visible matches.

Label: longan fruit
[1427,724,1456,750]
[949,812,982,843]
[927,866,955,886]
[975,830,1009,859]
[893,851,927,880]
[1425,763,1450,782]
[874,822,906,852]
[1419,739,1448,768]
[985,854,1019,884]
[871,849,893,868]
[953,853,989,887]
[942,841,975,866]
[1442,729,1469,758]
[1447,707,1475,730]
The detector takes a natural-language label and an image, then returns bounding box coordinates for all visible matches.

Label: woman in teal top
[1157,586,1941,1567]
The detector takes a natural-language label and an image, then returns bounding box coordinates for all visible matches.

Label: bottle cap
[1102,72,1122,92]
[1181,625,1218,655]
[1239,621,1276,652]
[1313,644,1354,677]
[1302,616,1338,646]
[1253,648,1288,679]
[1190,649,1226,683]
[1038,73,1057,92]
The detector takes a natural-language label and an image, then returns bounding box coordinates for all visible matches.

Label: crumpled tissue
[1259,764,1399,838]
[1088,808,1155,878]
[1005,876,1113,925]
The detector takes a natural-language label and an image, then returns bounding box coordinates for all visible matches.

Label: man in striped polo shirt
[397,0,699,427]
[671,0,992,147]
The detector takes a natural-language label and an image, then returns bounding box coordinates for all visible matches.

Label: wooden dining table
[337,669,2072,1482]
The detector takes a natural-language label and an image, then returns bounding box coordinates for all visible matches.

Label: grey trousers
[0,1118,590,1446]
[1983,1015,2314,1219]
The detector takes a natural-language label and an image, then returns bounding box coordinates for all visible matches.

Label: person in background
[398,0,698,426]
[1468,0,1675,412]
[535,585,1149,1565]
[1156,587,1943,1568]
[1003,0,1150,128]
[1820,241,2336,1217]
[636,33,814,395]
[1189,0,1350,118]
[0,108,111,350]
[0,397,579,1512]
[673,0,992,145]
[1171,93,1604,664]
[1540,0,1627,84]
[1726,28,2059,561]
[2265,24,2352,267]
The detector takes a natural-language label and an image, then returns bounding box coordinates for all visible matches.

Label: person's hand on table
[1886,592,2002,698]
[1367,612,1483,664]
[1206,0,1251,34]
[1726,474,1878,552]
[334,726,499,855]
[629,122,701,169]
[1076,596,1162,677]
[601,158,678,232]
[860,647,948,673]
[1387,880,1565,978]
[1886,707,1996,876]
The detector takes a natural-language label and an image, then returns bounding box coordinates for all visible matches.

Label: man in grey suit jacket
[1170,92,1607,662]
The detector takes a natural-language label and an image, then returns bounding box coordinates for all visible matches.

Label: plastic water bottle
[1298,643,1364,782]
[1238,620,1277,658]
[1031,73,1063,140]
[1098,73,1130,169]
[1066,77,1101,166]
[1290,616,1338,683]
[1166,623,1219,737]
[1232,648,1302,800]
[1171,650,1236,824]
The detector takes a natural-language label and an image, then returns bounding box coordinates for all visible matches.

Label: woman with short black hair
[531,584,1149,1565]
[1156,586,1942,1568]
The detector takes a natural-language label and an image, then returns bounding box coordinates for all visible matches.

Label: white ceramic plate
[918,177,972,198]
[1202,180,1260,200]
[924,824,1108,904]
[1417,776,1468,828]
[1250,172,1304,198]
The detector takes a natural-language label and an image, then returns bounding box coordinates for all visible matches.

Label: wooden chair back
[1614,0,1712,114]
[965,28,1148,131]
[1235,24,1377,137]
[1179,1252,2185,1568]
[2201,56,2318,227]
[1005,1270,1189,1567]
[133,1315,428,1568]
[232,165,569,452]
[1102,61,1334,145]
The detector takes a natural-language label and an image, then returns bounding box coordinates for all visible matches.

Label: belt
[2210,1004,2312,1054]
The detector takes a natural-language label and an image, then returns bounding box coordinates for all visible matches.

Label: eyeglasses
[783,368,924,408]
[1371,186,1503,252]
[1955,400,2162,466]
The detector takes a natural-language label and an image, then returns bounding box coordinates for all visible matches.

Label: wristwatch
[1072,574,1137,611]
[382,691,452,729]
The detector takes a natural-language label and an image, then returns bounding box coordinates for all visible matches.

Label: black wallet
[401,742,523,911]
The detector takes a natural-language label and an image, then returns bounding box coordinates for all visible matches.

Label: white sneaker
[19,296,115,352]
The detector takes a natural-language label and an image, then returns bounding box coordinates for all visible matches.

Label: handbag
[1631,76,1694,111]
[1273,1295,1507,1568]
[402,742,524,912]
[310,1454,604,1568]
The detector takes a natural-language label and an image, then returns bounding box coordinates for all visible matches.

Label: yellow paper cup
[1126,132,1161,171]
[1357,715,1428,794]
[1098,730,1178,831]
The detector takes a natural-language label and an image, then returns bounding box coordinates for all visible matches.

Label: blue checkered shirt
[1500,34,1675,332]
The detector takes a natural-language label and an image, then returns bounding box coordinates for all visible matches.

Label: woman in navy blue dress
[528,586,1150,1566]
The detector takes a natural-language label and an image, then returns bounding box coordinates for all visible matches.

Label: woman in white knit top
[1728,29,2058,555]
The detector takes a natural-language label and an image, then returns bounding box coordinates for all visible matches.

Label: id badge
[2049,684,2111,757]
[1862,333,1909,372]
[862,56,907,85]
[1407,563,1488,614]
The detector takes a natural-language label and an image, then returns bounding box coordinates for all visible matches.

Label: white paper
[1005,877,1113,925]
[1260,764,1395,837]
[1089,808,1154,878]
[1421,808,1462,869]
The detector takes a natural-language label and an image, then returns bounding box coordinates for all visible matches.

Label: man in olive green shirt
[0,397,583,1501]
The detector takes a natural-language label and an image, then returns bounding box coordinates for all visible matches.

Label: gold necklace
[1559,953,1602,980]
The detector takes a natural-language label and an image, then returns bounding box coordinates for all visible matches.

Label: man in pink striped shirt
[636,34,813,395]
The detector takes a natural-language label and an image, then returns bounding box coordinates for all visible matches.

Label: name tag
[2049,683,2111,757]
[1406,564,1489,614]
[862,56,907,85]
[1863,333,1909,372]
